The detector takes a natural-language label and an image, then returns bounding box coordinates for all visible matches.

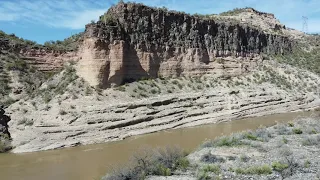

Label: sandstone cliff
[77,2,293,88]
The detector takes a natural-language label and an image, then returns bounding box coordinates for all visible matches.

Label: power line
[302,16,308,33]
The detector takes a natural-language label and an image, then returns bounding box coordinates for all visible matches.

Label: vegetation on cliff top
[0,30,82,52]
[0,30,39,49]
[43,32,83,52]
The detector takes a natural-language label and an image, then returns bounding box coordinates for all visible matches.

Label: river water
[0,111,313,180]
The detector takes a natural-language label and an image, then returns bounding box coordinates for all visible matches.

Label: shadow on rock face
[0,105,12,152]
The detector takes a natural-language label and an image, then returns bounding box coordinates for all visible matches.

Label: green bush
[244,132,258,141]
[213,136,241,147]
[293,128,303,134]
[235,165,272,175]
[202,165,221,174]
[150,88,158,94]
[104,147,189,180]
[288,122,294,127]
[272,161,288,171]
[175,157,190,170]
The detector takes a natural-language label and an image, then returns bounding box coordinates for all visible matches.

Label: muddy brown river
[0,111,313,180]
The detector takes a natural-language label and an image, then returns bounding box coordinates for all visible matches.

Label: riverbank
[0,111,314,180]
[105,112,320,180]
[7,61,320,153]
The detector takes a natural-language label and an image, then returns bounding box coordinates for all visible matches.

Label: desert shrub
[42,92,52,103]
[137,85,145,90]
[243,132,258,141]
[272,161,288,171]
[235,165,272,175]
[240,155,250,162]
[278,148,299,177]
[254,128,272,142]
[85,86,93,95]
[288,122,294,127]
[212,136,242,147]
[301,135,320,146]
[197,165,221,179]
[293,128,303,134]
[201,165,221,174]
[197,85,203,90]
[201,133,244,148]
[275,124,292,135]
[219,8,248,16]
[59,109,67,115]
[104,147,189,180]
[272,161,289,179]
[197,171,210,180]
[282,137,288,144]
[171,80,179,85]
[116,86,126,92]
[201,152,225,163]
[304,160,311,168]
[175,157,190,170]
[43,32,82,51]
[150,88,158,94]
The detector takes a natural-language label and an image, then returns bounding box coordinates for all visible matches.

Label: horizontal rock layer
[9,83,320,153]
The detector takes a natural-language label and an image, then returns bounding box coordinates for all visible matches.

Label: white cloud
[57,10,107,29]
[0,0,109,29]
[0,13,18,21]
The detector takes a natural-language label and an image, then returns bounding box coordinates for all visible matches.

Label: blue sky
[0,0,319,44]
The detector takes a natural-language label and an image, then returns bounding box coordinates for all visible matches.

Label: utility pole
[302,16,308,34]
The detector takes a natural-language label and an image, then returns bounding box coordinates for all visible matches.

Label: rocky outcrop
[77,2,293,87]
[0,106,11,139]
[0,38,12,53]
[0,106,12,152]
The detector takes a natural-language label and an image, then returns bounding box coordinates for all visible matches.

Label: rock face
[0,106,12,152]
[19,49,78,72]
[0,106,11,152]
[0,106,11,139]
[77,2,292,88]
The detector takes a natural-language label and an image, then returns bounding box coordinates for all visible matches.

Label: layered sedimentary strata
[19,49,78,72]
[0,35,78,72]
[76,2,292,87]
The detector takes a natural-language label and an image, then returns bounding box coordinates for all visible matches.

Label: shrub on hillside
[103,147,189,180]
